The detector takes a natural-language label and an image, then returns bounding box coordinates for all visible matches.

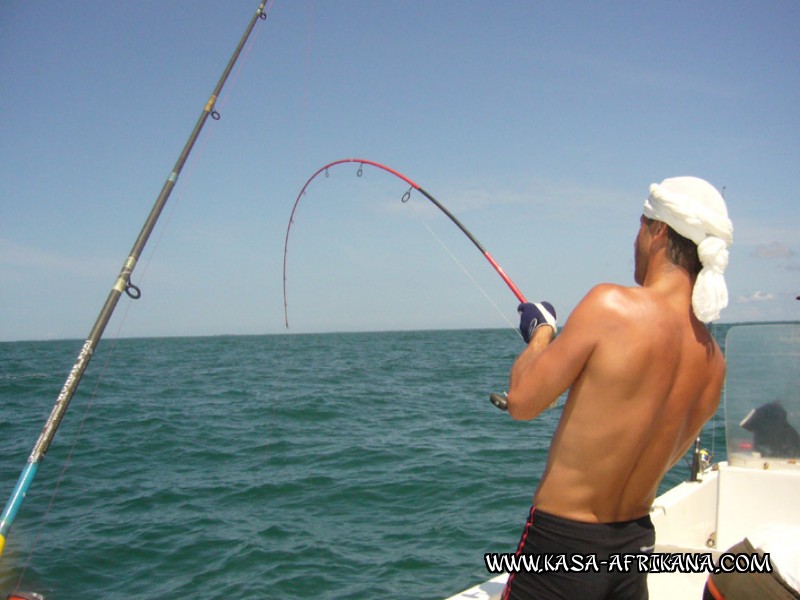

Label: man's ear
[650,220,669,239]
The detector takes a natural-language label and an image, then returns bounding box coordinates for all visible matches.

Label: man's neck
[642,254,696,312]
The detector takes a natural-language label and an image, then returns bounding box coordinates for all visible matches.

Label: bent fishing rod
[282,158,527,411]
[283,158,527,325]
[0,1,271,559]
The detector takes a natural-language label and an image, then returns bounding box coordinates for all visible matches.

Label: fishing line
[421,221,517,334]
[137,6,270,289]
[294,0,315,185]
[13,14,276,555]
[14,333,125,591]
[283,158,528,328]
[214,0,275,117]
[14,235,172,587]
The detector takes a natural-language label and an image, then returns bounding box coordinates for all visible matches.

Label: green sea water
[0,328,729,599]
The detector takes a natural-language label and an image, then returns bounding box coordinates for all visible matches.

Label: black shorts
[502,507,655,600]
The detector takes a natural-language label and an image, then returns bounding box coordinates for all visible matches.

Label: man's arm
[506,285,617,420]
[507,326,558,419]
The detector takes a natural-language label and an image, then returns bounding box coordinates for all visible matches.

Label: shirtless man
[501,176,733,600]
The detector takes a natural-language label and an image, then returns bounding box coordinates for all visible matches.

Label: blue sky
[1,1,798,341]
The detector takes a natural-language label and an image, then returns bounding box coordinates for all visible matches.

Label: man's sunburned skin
[506,217,726,523]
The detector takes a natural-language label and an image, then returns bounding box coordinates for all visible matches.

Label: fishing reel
[490,392,508,411]
[689,438,713,482]
[489,391,560,412]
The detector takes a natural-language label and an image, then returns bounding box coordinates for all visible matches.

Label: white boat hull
[446,460,800,599]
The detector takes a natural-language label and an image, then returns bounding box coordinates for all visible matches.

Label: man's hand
[518,302,557,343]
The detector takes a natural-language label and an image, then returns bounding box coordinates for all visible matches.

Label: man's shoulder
[558,284,642,340]
[577,283,642,317]
[584,282,636,299]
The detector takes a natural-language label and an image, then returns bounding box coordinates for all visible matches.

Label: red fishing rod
[283,158,527,328]
[283,158,525,412]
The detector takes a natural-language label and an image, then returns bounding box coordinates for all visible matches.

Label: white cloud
[736,291,776,304]
[752,242,794,259]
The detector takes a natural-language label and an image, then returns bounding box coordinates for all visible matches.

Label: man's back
[531,282,725,523]
[501,178,732,599]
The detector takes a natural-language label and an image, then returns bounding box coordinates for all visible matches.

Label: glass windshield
[724,322,800,467]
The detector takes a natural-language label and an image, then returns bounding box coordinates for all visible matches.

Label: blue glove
[518,302,557,343]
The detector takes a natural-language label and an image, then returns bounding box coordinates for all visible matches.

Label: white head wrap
[643,176,733,323]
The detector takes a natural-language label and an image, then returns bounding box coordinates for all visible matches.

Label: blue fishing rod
[0,1,271,559]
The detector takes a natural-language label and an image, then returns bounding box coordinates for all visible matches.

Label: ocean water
[0,327,730,599]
